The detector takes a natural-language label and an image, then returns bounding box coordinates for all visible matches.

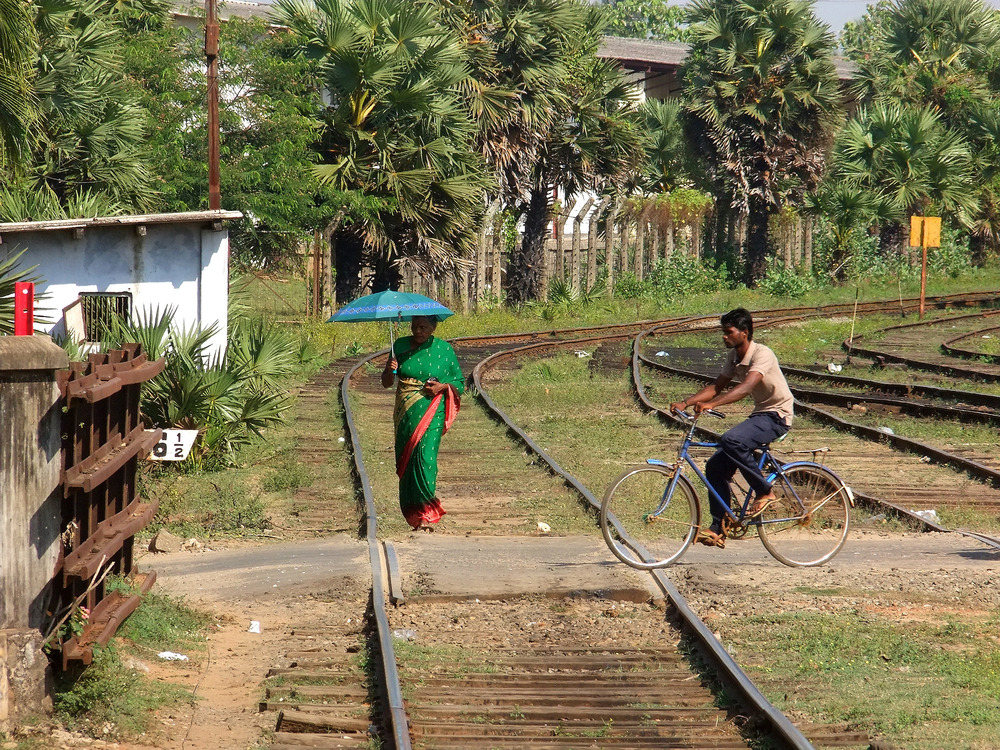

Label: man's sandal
[747,496,777,519]
[696,529,726,548]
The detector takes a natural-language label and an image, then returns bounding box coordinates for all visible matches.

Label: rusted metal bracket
[62,499,159,583]
[62,571,157,668]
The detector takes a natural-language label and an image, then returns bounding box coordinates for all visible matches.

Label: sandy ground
[25,527,1000,749]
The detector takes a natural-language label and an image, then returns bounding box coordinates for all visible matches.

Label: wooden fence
[55,344,164,668]
[389,205,817,311]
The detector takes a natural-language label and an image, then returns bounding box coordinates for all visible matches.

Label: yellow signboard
[909,216,941,247]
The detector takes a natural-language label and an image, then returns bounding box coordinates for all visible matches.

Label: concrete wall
[0,337,68,630]
[0,337,67,726]
[1,222,230,357]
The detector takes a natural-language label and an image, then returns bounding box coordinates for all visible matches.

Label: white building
[0,210,241,357]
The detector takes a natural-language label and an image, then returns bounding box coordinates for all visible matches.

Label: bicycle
[600,408,854,569]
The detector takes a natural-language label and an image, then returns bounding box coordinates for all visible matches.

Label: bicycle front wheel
[600,465,700,569]
[758,464,850,567]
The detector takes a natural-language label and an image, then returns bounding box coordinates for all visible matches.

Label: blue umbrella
[328,290,454,323]
[328,291,454,368]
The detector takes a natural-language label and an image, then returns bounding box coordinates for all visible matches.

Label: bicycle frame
[650,416,806,527]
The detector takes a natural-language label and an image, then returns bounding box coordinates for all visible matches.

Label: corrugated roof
[599,35,856,81]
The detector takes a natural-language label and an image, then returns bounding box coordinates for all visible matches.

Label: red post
[14,281,34,335]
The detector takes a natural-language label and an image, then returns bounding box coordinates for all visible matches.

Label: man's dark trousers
[705,411,789,523]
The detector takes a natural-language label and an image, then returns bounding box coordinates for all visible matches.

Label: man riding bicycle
[670,308,794,548]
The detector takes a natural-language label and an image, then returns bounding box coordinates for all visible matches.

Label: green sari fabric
[392,335,465,527]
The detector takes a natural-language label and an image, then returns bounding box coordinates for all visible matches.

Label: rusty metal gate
[55,344,165,668]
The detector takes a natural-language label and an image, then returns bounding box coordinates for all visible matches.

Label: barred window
[80,292,132,341]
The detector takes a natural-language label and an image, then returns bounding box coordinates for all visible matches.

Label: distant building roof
[170,0,274,23]
[598,35,856,81]
[0,210,243,237]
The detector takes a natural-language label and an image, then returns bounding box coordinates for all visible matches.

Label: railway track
[263,289,1000,749]
[847,308,1000,381]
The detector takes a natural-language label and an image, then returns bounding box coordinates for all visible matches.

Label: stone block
[0,629,52,729]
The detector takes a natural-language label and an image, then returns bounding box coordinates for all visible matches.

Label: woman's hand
[381,358,398,388]
[423,380,447,397]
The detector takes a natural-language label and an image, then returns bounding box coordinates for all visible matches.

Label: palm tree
[639,99,692,193]
[274,0,490,302]
[0,0,36,169]
[443,0,642,304]
[681,0,843,285]
[832,103,975,256]
[849,0,1000,263]
[9,0,157,215]
[508,49,642,304]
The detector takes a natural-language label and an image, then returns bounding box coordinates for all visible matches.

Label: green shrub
[55,645,189,739]
[613,272,647,299]
[759,266,816,297]
[101,305,298,469]
[646,256,728,299]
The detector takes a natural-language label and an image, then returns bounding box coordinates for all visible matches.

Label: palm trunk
[879,221,904,260]
[371,255,402,293]
[745,195,770,287]
[506,187,549,305]
[970,233,988,267]
[333,228,364,304]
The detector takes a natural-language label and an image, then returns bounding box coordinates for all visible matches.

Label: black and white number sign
[149,430,198,461]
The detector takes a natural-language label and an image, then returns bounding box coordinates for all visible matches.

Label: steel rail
[341,354,412,750]
[327,288,1000,748]
[472,337,817,750]
[780,365,1000,410]
[941,322,1000,364]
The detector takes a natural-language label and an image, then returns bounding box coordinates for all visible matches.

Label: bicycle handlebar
[673,407,725,421]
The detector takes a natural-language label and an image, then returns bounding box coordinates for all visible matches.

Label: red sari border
[396,384,461,479]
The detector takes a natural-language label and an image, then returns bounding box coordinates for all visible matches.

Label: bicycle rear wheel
[600,465,700,569]
[758,464,850,567]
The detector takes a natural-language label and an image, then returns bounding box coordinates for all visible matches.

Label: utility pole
[205,0,221,210]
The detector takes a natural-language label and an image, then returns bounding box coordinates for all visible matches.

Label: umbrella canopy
[328,291,454,323]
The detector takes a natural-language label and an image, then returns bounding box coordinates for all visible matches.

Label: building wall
[1,223,229,356]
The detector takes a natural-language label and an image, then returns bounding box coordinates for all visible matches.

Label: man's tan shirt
[720,341,794,425]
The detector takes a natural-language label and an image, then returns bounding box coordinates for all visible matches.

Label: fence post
[586,201,600,293]
[477,201,500,307]
[0,337,69,727]
[804,216,813,273]
[491,213,504,303]
[794,217,803,270]
[605,201,620,293]
[572,199,591,295]
[554,212,567,283]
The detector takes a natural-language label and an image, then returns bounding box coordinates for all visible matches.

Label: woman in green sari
[381,316,464,529]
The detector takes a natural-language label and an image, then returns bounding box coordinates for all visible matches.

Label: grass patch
[720,605,1000,749]
[144,470,271,538]
[262,460,313,492]
[113,587,213,656]
[54,645,191,739]
[53,589,211,741]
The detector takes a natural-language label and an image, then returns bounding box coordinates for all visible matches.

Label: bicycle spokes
[758,465,850,567]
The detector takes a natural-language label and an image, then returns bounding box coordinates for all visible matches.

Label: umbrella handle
[389,321,397,374]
